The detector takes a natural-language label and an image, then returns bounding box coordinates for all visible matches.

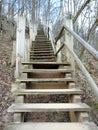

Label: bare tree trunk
[0,0,2,16]
[32,0,35,23]
[21,0,24,15]
[47,0,50,25]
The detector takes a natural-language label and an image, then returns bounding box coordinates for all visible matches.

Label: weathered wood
[13,88,82,95]
[30,50,53,53]
[63,24,98,61]
[16,16,25,78]
[8,103,90,112]
[16,77,74,83]
[11,41,16,67]
[22,68,73,73]
[55,43,64,56]
[77,112,89,122]
[68,82,76,88]
[4,122,98,130]
[64,19,75,73]
[55,24,98,60]
[64,42,98,99]
[71,95,81,103]
[22,61,70,65]
[14,113,22,122]
[54,27,64,45]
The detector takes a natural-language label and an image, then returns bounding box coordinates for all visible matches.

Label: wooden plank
[4,122,98,130]
[22,69,73,73]
[77,112,89,122]
[55,43,64,56]
[8,103,90,112]
[22,62,70,65]
[30,53,53,55]
[30,50,53,53]
[13,88,82,95]
[30,56,55,58]
[16,77,74,83]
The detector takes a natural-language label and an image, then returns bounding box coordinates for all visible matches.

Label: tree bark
[73,0,91,23]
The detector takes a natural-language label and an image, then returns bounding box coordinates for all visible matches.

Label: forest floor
[0,34,98,130]
[0,35,15,130]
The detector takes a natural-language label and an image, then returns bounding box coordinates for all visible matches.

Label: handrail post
[56,40,62,62]
[29,23,33,48]
[15,16,25,78]
[64,18,75,73]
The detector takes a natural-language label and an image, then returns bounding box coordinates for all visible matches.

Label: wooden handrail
[55,43,64,56]
[64,42,98,99]
[55,24,98,61]
[54,27,64,45]
[53,23,98,98]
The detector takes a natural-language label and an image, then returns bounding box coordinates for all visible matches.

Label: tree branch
[87,18,98,41]
[73,0,91,23]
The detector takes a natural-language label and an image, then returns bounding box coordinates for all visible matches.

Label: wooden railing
[47,22,98,99]
[55,25,98,60]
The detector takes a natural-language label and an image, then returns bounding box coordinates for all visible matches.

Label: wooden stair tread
[30,50,53,53]
[8,103,90,112]
[30,53,54,56]
[22,69,73,73]
[33,45,52,47]
[30,56,55,58]
[33,48,52,50]
[22,62,70,65]
[33,46,52,48]
[30,59,56,62]
[13,88,82,95]
[16,77,74,83]
[4,122,98,130]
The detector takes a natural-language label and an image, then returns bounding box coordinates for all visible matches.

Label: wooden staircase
[4,28,98,130]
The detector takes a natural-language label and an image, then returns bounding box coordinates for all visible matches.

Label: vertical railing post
[64,18,75,72]
[56,40,62,62]
[29,23,33,48]
[15,16,25,78]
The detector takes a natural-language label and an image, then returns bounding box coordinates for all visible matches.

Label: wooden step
[35,38,48,40]
[13,88,82,95]
[33,49,52,51]
[32,41,51,44]
[22,62,70,69]
[33,46,51,48]
[22,69,73,73]
[16,77,74,83]
[33,44,51,46]
[4,122,98,130]
[30,59,56,62]
[30,56,55,59]
[36,35,47,37]
[8,103,90,112]
[31,46,52,50]
[35,40,49,42]
[30,53,54,56]
[22,62,70,66]
[30,51,54,53]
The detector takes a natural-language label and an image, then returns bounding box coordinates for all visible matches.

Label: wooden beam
[55,43,64,56]
[54,27,64,44]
